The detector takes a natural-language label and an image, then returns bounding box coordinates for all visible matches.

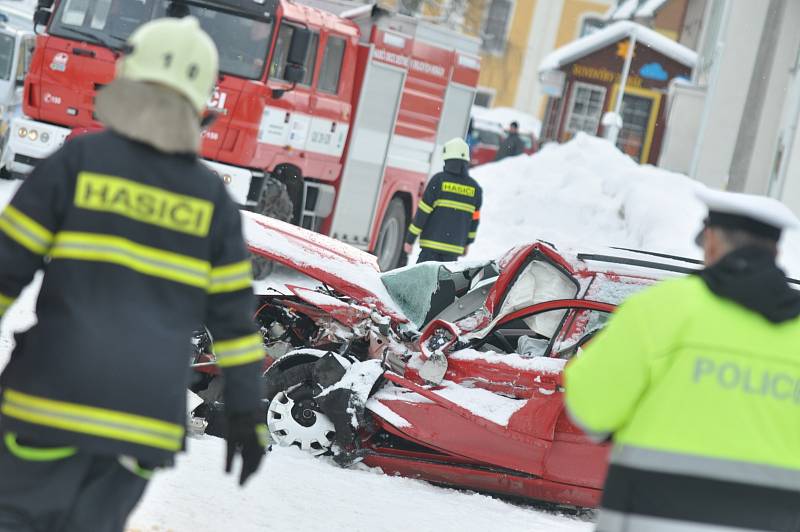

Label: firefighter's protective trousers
[0,432,147,532]
[565,276,800,531]
[0,131,264,466]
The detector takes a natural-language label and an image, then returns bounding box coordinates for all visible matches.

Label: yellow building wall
[555,0,611,47]
[476,0,538,107]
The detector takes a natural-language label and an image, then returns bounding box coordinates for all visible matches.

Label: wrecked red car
[192,212,690,508]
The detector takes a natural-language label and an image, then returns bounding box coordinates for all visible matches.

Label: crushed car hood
[241,211,407,322]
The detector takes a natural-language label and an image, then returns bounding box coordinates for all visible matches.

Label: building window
[616,93,654,162]
[474,89,494,107]
[482,0,513,54]
[580,16,605,37]
[565,82,607,136]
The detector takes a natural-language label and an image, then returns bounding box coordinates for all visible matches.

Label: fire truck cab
[7,0,480,270]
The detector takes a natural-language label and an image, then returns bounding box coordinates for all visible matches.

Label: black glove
[225,411,270,486]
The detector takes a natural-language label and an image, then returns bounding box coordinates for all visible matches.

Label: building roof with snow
[538,20,697,73]
[608,0,670,20]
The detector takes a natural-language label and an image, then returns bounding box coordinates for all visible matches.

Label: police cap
[695,187,800,245]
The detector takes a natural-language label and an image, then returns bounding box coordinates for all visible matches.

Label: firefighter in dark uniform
[404,138,482,263]
[0,18,267,532]
[566,188,800,531]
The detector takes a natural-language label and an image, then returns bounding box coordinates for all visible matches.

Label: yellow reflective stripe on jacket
[214,333,264,367]
[468,231,477,239]
[208,260,253,294]
[419,239,465,255]
[1,389,184,451]
[417,200,433,214]
[74,172,215,237]
[50,232,210,289]
[0,291,14,316]
[0,205,53,255]
[433,199,476,213]
[408,224,422,236]
[3,432,77,461]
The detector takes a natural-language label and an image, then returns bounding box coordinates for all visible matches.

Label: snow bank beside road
[468,133,800,277]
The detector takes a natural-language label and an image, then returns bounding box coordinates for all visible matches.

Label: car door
[540,306,614,490]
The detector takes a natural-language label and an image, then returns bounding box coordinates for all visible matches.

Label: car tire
[251,177,294,281]
[374,197,407,272]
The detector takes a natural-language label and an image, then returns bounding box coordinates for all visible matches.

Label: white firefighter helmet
[117,17,218,114]
[442,138,470,162]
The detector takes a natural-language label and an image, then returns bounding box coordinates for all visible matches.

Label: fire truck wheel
[252,177,295,280]
[374,197,407,272]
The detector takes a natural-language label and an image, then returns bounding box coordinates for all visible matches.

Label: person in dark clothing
[495,121,526,161]
[404,138,482,263]
[0,18,267,532]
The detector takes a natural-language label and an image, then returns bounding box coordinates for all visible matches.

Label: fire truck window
[302,33,319,86]
[269,25,317,86]
[60,0,91,26]
[155,2,273,80]
[0,34,14,81]
[318,36,346,94]
[54,0,153,44]
[269,24,292,81]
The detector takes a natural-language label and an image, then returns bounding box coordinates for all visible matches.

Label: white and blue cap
[695,187,800,245]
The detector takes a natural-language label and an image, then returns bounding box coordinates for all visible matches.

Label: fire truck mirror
[33,7,52,29]
[284,27,311,83]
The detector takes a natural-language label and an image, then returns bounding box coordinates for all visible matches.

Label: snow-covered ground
[1,134,799,531]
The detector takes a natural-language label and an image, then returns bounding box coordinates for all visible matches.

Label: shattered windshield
[0,33,14,81]
[50,0,273,80]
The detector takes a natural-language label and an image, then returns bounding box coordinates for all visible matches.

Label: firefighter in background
[566,188,800,531]
[404,138,483,263]
[0,18,267,531]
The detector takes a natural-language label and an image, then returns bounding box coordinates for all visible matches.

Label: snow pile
[467,133,800,278]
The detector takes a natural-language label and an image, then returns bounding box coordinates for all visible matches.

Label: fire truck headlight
[40,132,50,143]
[27,130,38,142]
[17,127,27,138]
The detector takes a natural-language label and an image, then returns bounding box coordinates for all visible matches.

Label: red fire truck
[6,0,480,270]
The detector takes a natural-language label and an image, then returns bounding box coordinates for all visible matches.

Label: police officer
[404,138,482,263]
[0,18,267,531]
[565,188,800,531]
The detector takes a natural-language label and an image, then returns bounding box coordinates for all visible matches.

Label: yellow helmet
[117,17,218,114]
[442,137,470,162]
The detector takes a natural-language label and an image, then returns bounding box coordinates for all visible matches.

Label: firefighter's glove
[224,412,270,486]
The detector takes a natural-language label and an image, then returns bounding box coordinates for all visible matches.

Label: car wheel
[266,366,335,456]
[374,197,407,272]
[251,177,294,280]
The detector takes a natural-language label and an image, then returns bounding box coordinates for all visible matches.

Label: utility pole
[603,31,637,146]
